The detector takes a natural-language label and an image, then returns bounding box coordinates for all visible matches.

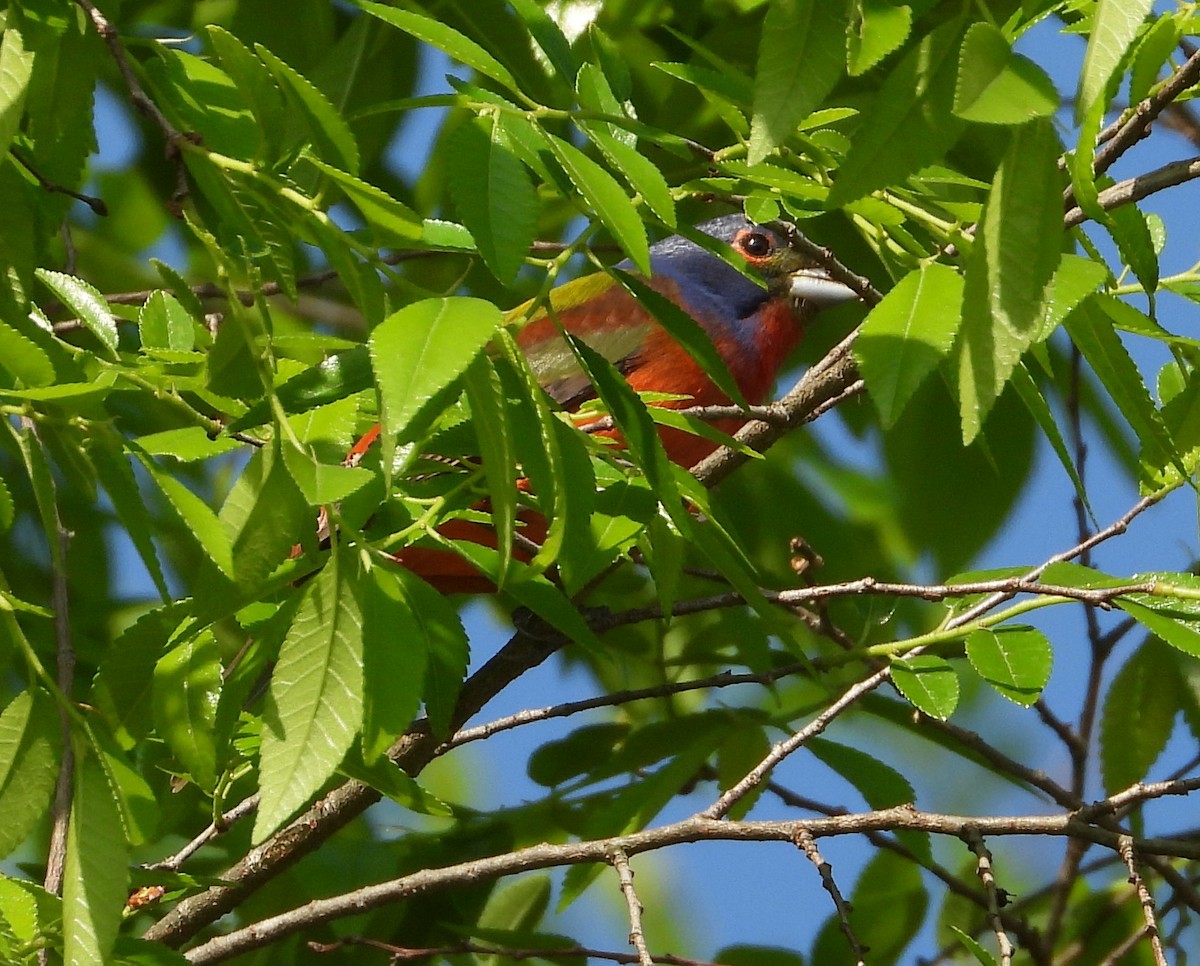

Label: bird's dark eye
[741,231,773,258]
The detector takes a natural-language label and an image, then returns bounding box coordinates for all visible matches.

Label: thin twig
[1118,835,1168,966]
[1065,156,1200,228]
[1093,46,1200,177]
[964,828,1015,966]
[143,795,261,872]
[10,148,108,216]
[794,829,864,965]
[307,937,721,965]
[610,847,654,966]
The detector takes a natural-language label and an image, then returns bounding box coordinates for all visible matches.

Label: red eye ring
[740,230,773,258]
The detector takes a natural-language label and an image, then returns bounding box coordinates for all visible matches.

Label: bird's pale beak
[788,268,859,307]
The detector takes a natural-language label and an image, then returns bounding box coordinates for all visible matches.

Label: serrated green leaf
[463,355,516,584]
[1064,298,1179,481]
[1100,639,1178,793]
[508,0,576,82]
[281,444,373,506]
[255,44,359,173]
[90,603,190,747]
[220,444,310,585]
[254,549,364,841]
[135,427,242,463]
[36,269,118,357]
[136,453,235,579]
[891,655,959,719]
[1077,0,1154,123]
[153,631,222,790]
[965,625,1053,706]
[359,566,431,760]
[855,262,962,427]
[953,23,1057,124]
[0,690,59,860]
[584,122,676,228]
[449,114,538,285]
[828,18,964,206]
[956,119,1063,442]
[356,1,519,95]
[1008,363,1095,523]
[1117,579,1200,657]
[369,297,503,446]
[89,429,169,600]
[138,291,195,352]
[748,0,845,163]
[383,565,469,740]
[305,156,424,245]
[63,753,128,966]
[847,0,913,76]
[0,319,54,387]
[544,133,650,274]
[0,23,34,158]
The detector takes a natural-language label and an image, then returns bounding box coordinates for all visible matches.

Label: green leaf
[220,444,310,585]
[136,453,235,579]
[855,262,962,427]
[90,603,190,747]
[582,119,676,229]
[449,114,538,285]
[529,723,632,786]
[1064,299,1179,482]
[965,625,1053,706]
[0,319,54,387]
[359,566,431,760]
[255,44,360,173]
[0,23,34,158]
[748,0,846,163]
[254,548,364,841]
[1008,363,1094,523]
[953,23,1058,124]
[955,119,1063,442]
[35,269,118,357]
[1077,0,1154,124]
[63,753,128,966]
[281,444,373,506]
[1116,573,1200,657]
[1100,639,1178,793]
[828,18,964,206]
[714,947,804,966]
[305,156,424,245]
[463,355,516,584]
[369,297,504,445]
[356,1,519,95]
[153,631,222,790]
[229,345,374,434]
[565,333,673,499]
[134,427,242,463]
[0,690,59,860]
[508,0,576,82]
[847,0,913,76]
[138,291,195,352]
[89,429,169,600]
[891,655,959,719]
[544,133,650,274]
[381,565,469,740]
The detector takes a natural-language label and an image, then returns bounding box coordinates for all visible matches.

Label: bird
[357,214,859,591]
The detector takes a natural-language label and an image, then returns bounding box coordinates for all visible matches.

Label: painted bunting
[362,214,859,591]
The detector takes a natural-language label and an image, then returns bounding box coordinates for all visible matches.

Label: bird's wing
[513,273,657,410]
